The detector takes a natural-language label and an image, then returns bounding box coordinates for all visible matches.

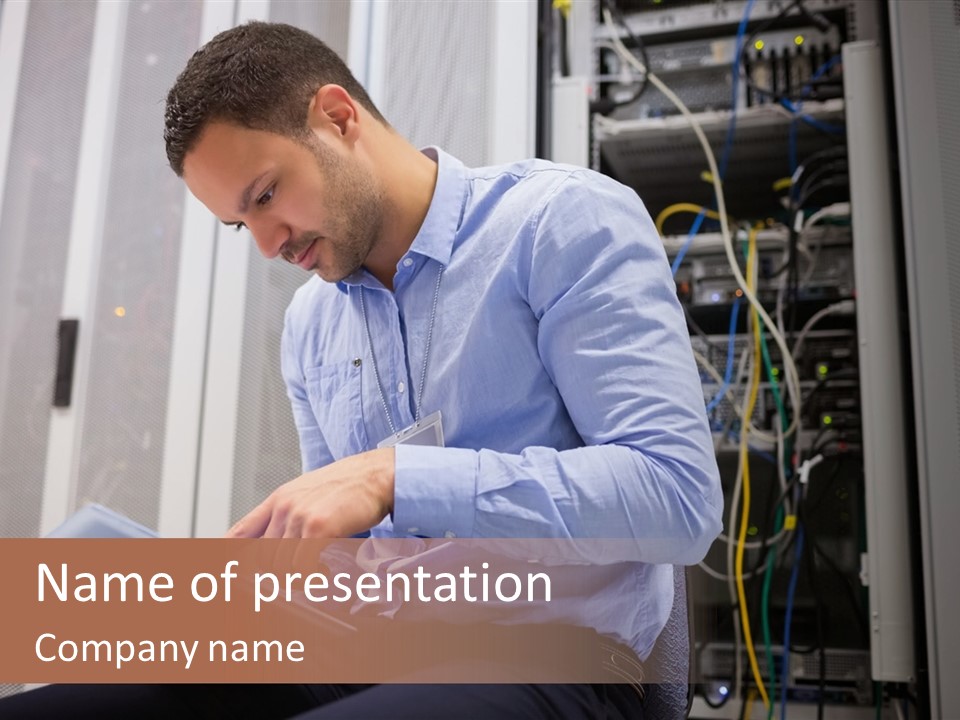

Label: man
[2,20,721,719]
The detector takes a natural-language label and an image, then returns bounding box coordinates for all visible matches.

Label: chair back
[641,565,694,720]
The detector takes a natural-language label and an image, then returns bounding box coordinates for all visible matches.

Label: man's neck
[362,130,439,290]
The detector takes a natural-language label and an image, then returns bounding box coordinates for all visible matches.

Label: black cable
[593,0,650,113]
[766,148,848,279]
[809,536,870,643]
[801,368,859,409]
[797,500,826,720]
[787,212,801,364]
[802,452,845,512]
[795,159,848,202]
[797,175,849,210]
[683,304,721,360]
[767,139,848,306]
[698,684,731,709]
[795,145,848,181]
[800,451,870,649]
[739,0,836,105]
[558,8,571,78]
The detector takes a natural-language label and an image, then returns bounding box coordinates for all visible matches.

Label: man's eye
[257,186,274,206]
[233,222,246,232]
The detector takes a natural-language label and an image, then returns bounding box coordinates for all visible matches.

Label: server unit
[559,0,916,716]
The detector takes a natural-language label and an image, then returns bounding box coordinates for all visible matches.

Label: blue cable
[671,209,707,276]
[712,424,779,465]
[785,53,845,176]
[789,116,799,176]
[797,114,845,135]
[803,54,843,97]
[781,521,805,720]
[720,0,756,178]
[704,297,742,416]
[672,0,754,274]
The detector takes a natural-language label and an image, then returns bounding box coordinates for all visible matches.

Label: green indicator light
[823,415,833,426]
[747,526,758,537]
[754,39,765,51]
[771,367,780,377]
[794,35,805,46]
[817,363,829,376]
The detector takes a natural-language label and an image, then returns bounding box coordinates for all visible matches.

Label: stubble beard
[304,137,384,283]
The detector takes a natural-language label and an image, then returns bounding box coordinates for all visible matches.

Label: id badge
[377,410,445,449]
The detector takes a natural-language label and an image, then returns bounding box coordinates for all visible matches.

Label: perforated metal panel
[379,1,493,167]
[933,1,960,442]
[0,1,96,539]
[891,0,960,709]
[927,6,960,711]
[71,1,203,527]
[228,2,353,523]
[269,0,350,61]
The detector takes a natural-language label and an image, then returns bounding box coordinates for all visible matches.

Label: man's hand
[227,448,396,538]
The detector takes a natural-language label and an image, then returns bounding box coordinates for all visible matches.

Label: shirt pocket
[304,360,369,460]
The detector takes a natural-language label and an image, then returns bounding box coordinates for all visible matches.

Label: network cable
[602,8,804,443]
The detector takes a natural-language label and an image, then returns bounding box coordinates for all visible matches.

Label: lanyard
[358,263,444,434]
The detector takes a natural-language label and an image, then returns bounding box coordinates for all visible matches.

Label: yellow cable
[736,227,771,710]
[654,202,721,236]
[772,177,793,193]
[552,0,571,18]
[744,689,758,720]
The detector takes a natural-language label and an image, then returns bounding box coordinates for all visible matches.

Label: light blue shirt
[280,148,722,657]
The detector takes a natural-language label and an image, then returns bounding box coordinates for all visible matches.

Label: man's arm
[391,171,723,565]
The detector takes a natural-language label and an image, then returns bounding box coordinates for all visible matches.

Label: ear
[307,84,360,143]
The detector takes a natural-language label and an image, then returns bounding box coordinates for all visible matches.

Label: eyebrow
[238,171,269,215]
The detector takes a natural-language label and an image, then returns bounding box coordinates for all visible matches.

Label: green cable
[740,233,790,717]
[752,264,788,719]
[761,510,783,720]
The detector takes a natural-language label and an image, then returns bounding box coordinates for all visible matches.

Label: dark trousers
[0,681,644,719]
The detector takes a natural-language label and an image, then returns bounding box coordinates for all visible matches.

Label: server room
[0,1,956,718]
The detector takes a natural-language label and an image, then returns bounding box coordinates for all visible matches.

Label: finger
[283,513,304,539]
[262,512,287,539]
[227,499,273,538]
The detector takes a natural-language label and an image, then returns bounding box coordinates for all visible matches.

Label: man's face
[182,121,384,282]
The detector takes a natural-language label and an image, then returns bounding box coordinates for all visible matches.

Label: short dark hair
[164,21,385,176]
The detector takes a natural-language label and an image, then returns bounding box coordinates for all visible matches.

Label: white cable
[724,334,754,704]
[894,695,907,720]
[693,348,780,446]
[698,556,778,582]
[803,202,851,231]
[798,453,825,487]
[716,526,789,552]
[776,418,789,498]
[799,204,850,284]
[602,16,800,702]
[792,299,856,359]
[603,9,804,441]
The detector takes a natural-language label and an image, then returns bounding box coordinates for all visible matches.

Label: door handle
[53,319,79,407]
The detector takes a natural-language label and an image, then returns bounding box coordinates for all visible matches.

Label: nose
[247,219,287,260]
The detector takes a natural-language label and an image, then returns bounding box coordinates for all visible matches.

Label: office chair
[641,565,695,720]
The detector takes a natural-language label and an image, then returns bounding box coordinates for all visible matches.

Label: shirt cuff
[392,445,478,538]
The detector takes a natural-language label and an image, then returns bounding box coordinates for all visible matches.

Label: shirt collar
[338,147,467,292]
[406,146,467,267]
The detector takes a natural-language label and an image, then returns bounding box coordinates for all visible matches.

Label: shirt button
[402,258,414,268]
[397,381,405,394]
[444,530,457,539]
